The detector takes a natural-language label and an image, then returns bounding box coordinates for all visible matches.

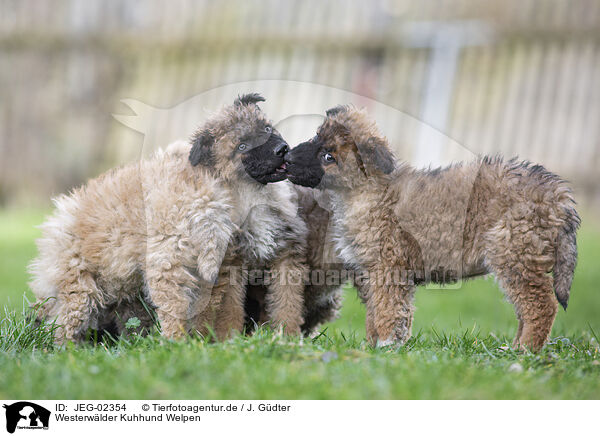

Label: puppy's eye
[264,126,272,134]
[322,153,335,163]
[238,143,247,151]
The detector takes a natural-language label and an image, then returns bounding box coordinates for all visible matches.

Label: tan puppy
[294,186,344,333]
[244,186,345,335]
[29,94,308,343]
[284,105,580,351]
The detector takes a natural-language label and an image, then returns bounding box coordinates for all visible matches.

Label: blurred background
[1,0,600,206]
[0,0,598,334]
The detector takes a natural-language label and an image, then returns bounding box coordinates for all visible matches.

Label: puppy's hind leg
[54,271,101,344]
[495,269,557,352]
[487,243,557,351]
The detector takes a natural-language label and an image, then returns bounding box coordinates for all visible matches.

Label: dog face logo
[2,402,50,434]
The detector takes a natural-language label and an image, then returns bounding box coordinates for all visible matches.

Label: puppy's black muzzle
[284,140,325,188]
[283,140,310,165]
[241,134,290,184]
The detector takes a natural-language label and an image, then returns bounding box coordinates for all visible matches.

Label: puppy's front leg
[212,262,246,340]
[353,276,378,344]
[367,266,416,347]
[145,266,200,339]
[365,299,378,344]
[145,237,216,339]
[266,256,307,336]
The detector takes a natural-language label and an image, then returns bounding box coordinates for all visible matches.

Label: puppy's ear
[189,129,215,167]
[326,105,348,117]
[356,136,396,175]
[234,93,265,107]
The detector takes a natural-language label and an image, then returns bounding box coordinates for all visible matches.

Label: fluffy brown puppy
[244,186,344,335]
[85,184,345,340]
[284,105,580,351]
[29,94,308,343]
[294,187,345,333]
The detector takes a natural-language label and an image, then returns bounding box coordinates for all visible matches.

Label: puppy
[294,186,345,333]
[29,93,307,343]
[284,105,580,351]
[244,186,344,335]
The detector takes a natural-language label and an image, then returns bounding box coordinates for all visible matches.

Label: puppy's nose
[284,151,294,163]
[274,142,289,157]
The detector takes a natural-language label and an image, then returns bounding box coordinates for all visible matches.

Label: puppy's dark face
[284,124,359,190]
[282,135,325,188]
[189,93,288,184]
[285,106,395,190]
[238,126,289,184]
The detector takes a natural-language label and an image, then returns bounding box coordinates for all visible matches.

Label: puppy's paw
[376,338,396,348]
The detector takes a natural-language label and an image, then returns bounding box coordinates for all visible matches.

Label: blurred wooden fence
[0,0,599,205]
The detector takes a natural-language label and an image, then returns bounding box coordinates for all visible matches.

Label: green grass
[1,208,599,399]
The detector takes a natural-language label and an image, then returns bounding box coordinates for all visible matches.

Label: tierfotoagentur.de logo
[3,402,50,434]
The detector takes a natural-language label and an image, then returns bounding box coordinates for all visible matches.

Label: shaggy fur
[285,105,580,351]
[29,94,308,343]
[244,186,344,335]
[295,187,345,333]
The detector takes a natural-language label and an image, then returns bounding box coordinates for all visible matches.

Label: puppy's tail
[553,209,580,310]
